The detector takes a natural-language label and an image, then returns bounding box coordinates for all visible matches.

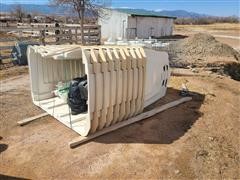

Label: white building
[98,9,176,41]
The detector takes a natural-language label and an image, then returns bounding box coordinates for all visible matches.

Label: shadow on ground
[92,88,205,145]
[0,136,8,154]
[0,144,8,154]
[153,34,188,39]
[0,174,30,180]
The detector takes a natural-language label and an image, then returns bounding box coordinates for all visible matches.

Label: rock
[180,83,190,96]
[191,68,199,73]
[208,136,214,141]
[174,169,180,174]
[196,150,209,158]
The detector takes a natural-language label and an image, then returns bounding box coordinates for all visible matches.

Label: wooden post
[60,27,63,44]
[87,28,90,45]
[19,30,23,37]
[75,27,78,44]
[69,28,73,44]
[40,30,46,45]
[17,113,48,126]
[98,26,101,45]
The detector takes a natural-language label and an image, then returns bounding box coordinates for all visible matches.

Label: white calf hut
[27,45,170,137]
[98,9,176,40]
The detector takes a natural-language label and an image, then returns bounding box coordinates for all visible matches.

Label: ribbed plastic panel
[27,45,170,136]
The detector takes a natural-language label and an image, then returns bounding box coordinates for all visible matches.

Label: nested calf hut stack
[27,45,170,136]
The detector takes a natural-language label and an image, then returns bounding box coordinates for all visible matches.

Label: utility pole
[80,0,85,45]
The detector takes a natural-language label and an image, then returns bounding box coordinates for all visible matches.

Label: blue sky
[1,0,240,16]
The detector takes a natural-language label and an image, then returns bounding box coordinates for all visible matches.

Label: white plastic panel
[27,45,169,137]
[144,49,170,107]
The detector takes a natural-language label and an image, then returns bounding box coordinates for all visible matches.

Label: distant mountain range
[154,10,209,18]
[0,3,235,18]
[0,3,66,15]
[115,8,210,18]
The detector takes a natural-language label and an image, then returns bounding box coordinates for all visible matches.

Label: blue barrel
[11,42,39,65]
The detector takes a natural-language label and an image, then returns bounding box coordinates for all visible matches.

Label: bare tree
[11,5,26,22]
[51,0,111,44]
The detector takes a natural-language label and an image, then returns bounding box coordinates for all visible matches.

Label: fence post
[69,28,73,44]
[19,30,23,37]
[87,28,90,45]
[60,27,63,44]
[40,30,46,46]
[75,27,78,44]
[98,26,101,45]
[81,25,85,45]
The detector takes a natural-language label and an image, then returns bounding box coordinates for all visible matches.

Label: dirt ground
[174,23,240,50]
[0,66,28,80]
[0,23,240,179]
[0,68,239,179]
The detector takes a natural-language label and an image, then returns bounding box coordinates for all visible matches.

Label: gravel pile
[167,33,240,68]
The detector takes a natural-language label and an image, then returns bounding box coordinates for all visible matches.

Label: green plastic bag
[54,82,70,102]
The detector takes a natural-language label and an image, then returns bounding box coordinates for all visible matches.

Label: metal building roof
[114,8,177,19]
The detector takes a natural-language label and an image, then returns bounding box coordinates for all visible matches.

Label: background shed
[98,9,176,41]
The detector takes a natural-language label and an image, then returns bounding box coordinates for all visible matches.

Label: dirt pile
[168,33,240,67]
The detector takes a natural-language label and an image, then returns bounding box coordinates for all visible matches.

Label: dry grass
[175,23,240,31]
